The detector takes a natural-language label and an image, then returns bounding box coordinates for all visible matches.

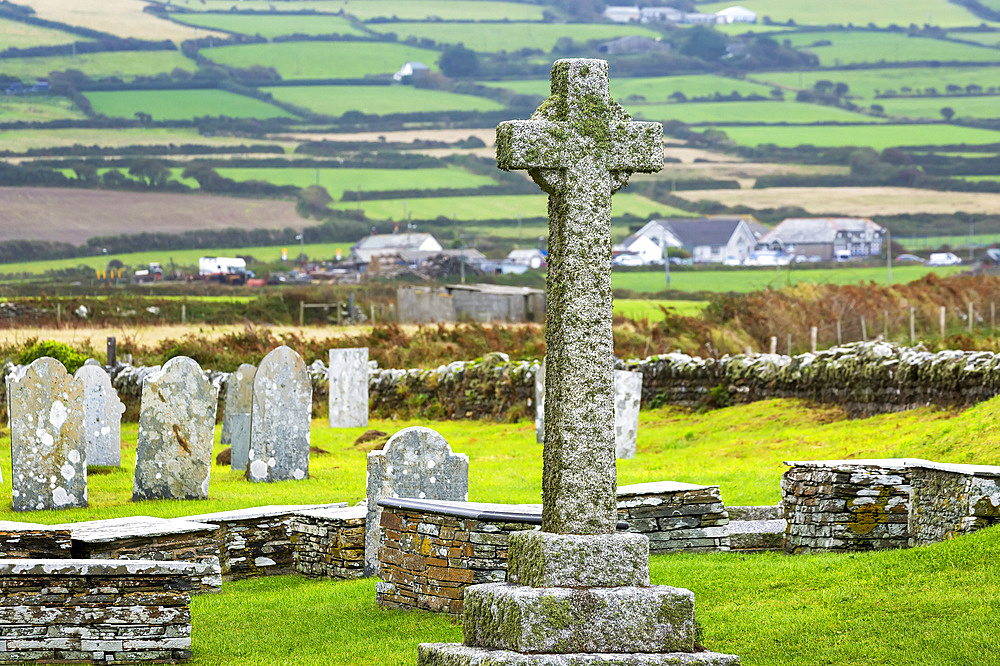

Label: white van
[834,249,851,262]
[927,252,962,266]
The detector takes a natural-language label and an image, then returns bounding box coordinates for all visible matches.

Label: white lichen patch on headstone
[222,363,256,471]
[132,356,218,501]
[74,365,125,467]
[247,346,311,483]
[328,347,369,428]
[10,357,87,511]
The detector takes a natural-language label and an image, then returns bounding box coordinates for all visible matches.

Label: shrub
[18,340,88,373]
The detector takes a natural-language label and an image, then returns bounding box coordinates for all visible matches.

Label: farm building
[635,215,763,264]
[759,218,886,261]
[393,62,430,83]
[683,12,721,24]
[349,232,442,263]
[598,35,671,55]
[505,248,547,269]
[716,6,758,23]
[397,284,545,324]
[640,7,684,22]
[603,6,641,22]
[613,233,662,264]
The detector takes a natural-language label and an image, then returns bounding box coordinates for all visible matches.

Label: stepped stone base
[417,644,740,665]
[507,531,649,587]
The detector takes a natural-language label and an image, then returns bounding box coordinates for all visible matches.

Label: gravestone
[418,59,739,665]
[10,357,87,511]
[329,347,369,428]
[133,357,218,501]
[75,365,125,467]
[366,426,469,577]
[536,361,642,460]
[222,363,256,472]
[247,346,311,483]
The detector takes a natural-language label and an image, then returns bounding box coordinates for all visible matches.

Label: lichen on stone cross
[496,59,662,534]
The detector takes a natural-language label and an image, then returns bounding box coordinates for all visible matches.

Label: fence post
[861,315,867,342]
[940,305,946,338]
[969,302,974,333]
[993,302,996,332]
[56,303,61,326]
[836,319,842,345]
[910,307,916,344]
[181,304,186,325]
[883,310,889,339]
[299,301,305,327]
[786,333,792,355]
[769,336,777,354]
[371,303,375,323]
[106,336,116,369]
[810,326,817,353]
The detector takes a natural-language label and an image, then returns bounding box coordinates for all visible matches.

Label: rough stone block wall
[0,560,194,664]
[0,527,72,558]
[909,467,1000,547]
[616,484,730,553]
[80,533,223,593]
[376,507,535,615]
[211,516,297,581]
[290,507,366,579]
[782,463,912,554]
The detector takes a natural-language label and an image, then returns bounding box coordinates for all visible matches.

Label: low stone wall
[0,559,195,664]
[0,521,71,558]
[616,481,730,553]
[909,462,1000,547]
[290,505,367,579]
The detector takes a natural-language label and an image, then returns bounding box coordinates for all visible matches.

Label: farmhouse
[598,35,671,55]
[716,6,758,23]
[349,232,442,263]
[392,61,430,83]
[684,12,722,24]
[505,248,547,269]
[602,5,640,22]
[635,215,763,264]
[759,218,886,261]
[640,7,685,23]
[613,233,662,264]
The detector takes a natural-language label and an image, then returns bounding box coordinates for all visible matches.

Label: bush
[18,340,88,373]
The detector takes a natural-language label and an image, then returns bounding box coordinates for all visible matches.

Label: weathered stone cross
[497,59,662,535]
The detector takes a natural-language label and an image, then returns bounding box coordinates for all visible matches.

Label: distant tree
[678,26,728,61]
[134,111,152,124]
[128,159,170,187]
[940,106,955,121]
[795,89,816,102]
[870,103,885,115]
[946,84,962,94]
[438,44,478,77]
[834,82,849,96]
[814,79,834,94]
[668,91,687,102]
[967,84,983,94]
[71,162,98,184]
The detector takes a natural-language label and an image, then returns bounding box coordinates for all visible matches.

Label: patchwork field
[697,0,986,28]
[0,95,85,122]
[168,13,366,39]
[0,127,291,153]
[755,65,1000,99]
[710,123,1000,149]
[483,75,779,103]
[163,0,547,21]
[0,187,312,244]
[364,21,663,52]
[875,94,1000,120]
[262,84,505,116]
[0,50,196,83]
[85,88,297,121]
[0,15,82,49]
[782,30,1000,67]
[631,100,879,124]
[15,0,223,40]
[204,41,440,79]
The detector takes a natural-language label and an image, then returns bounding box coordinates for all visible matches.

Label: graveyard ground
[0,398,997,663]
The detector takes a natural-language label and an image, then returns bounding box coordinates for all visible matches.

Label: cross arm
[609,121,663,173]
[496,120,567,171]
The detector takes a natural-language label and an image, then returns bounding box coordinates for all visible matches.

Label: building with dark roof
[634,215,762,264]
[759,218,885,261]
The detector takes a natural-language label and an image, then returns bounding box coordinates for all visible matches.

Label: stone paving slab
[616,481,716,496]
[0,558,200,576]
[54,516,220,543]
[185,503,345,523]
[417,644,741,665]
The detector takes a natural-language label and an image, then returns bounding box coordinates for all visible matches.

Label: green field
[164,0,546,20]
[631,100,879,124]
[85,88,296,121]
[482,74,779,103]
[874,94,1000,120]
[168,12,366,38]
[262,84,505,117]
[698,0,986,28]
[205,41,440,79]
[0,16,83,49]
[948,30,1000,47]
[0,95,85,122]
[781,30,1000,67]
[755,65,1000,99]
[895,232,1000,249]
[0,127,291,153]
[611,265,962,293]
[709,123,1000,149]
[613,298,708,319]
[365,21,662,53]
[0,50,196,82]
[329,193,674,221]
[213,166,496,199]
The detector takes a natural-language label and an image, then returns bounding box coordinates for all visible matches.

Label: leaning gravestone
[222,363,256,471]
[133,357,218,501]
[75,365,125,467]
[329,347,369,428]
[418,59,739,665]
[247,346,311,483]
[536,361,642,460]
[10,357,87,511]
[366,426,469,577]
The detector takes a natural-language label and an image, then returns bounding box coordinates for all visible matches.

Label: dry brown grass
[0,187,313,244]
[17,0,223,41]
[673,186,1000,216]
[661,147,742,163]
[634,163,849,189]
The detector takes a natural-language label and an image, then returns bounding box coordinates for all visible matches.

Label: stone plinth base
[417,644,740,665]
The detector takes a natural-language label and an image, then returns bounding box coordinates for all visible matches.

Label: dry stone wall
[290,505,367,579]
[616,481,730,553]
[909,463,1000,547]
[0,522,71,558]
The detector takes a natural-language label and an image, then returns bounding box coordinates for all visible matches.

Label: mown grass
[755,65,1000,99]
[262,84,505,116]
[0,15,82,48]
[85,89,297,121]
[0,95,85,122]
[632,100,880,124]
[697,0,984,28]
[0,50,196,82]
[482,74,778,103]
[780,30,1000,67]
[709,122,1000,149]
[205,41,440,79]
[613,298,708,319]
[168,13,366,39]
[364,21,662,53]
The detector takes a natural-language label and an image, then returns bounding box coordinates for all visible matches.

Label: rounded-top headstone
[74,365,125,468]
[247,346,311,483]
[10,357,87,511]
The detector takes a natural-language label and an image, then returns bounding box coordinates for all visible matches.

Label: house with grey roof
[759,218,886,261]
[634,215,762,264]
[350,232,443,263]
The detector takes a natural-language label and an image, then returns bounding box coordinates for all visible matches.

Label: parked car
[927,252,962,266]
[895,254,925,263]
[612,254,644,267]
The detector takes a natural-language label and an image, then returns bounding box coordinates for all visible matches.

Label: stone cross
[497,58,661,534]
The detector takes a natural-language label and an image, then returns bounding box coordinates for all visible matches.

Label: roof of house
[762,218,884,245]
[647,217,747,248]
[352,232,438,251]
[716,5,757,16]
[619,233,661,249]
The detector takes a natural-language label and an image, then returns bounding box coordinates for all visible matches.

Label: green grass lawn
[613,298,708,319]
[365,21,662,52]
[698,0,985,28]
[262,84,505,116]
[205,41,440,79]
[0,127,291,153]
[0,16,83,49]
[214,166,496,199]
[0,50,196,82]
[875,94,1000,120]
[709,123,1000,149]
[168,0,546,20]
[169,12,365,38]
[949,30,1000,47]
[780,30,1000,67]
[631,100,879,124]
[611,265,962,293]
[482,74,779,103]
[85,88,297,121]
[0,95,85,122]
[755,65,1000,99]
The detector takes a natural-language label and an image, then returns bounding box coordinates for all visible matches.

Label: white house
[393,61,430,83]
[505,248,547,269]
[683,12,721,24]
[603,5,640,22]
[635,216,760,264]
[640,6,684,23]
[715,6,758,23]
[613,233,664,265]
[350,232,442,263]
